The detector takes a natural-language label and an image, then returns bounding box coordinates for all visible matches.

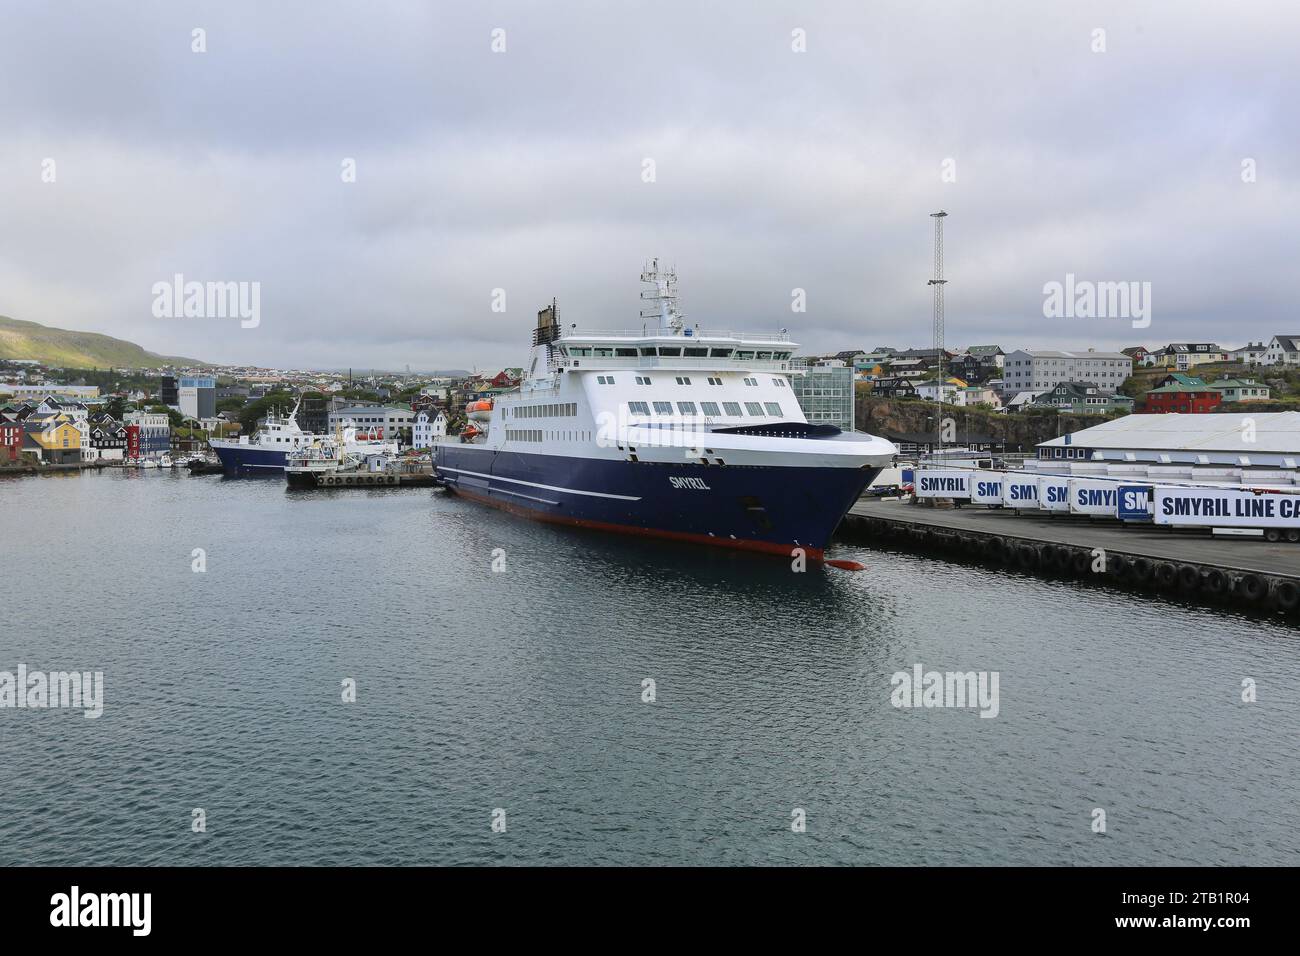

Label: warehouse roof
[1040,412,1300,454]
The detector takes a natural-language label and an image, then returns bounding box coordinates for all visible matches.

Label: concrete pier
[838,498,1300,615]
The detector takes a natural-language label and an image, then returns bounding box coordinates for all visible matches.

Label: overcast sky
[1,1,1296,371]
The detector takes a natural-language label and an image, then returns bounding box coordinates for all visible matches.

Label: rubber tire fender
[1273,579,1300,612]
[1238,574,1266,602]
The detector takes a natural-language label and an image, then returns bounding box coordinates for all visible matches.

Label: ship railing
[559,327,792,342]
[553,356,793,372]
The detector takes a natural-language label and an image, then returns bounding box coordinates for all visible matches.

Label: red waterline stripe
[449,484,826,561]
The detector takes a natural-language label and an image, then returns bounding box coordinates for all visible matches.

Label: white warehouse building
[1036,412,1300,471]
[1002,349,1131,395]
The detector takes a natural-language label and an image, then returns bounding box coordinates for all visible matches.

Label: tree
[237,391,297,435]
[149,405,185,428]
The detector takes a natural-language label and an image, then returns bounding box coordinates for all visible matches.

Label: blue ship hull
[434,445,878,559]
[211,444,289,477]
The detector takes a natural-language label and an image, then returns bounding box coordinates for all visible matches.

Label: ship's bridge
[544,328,799,374]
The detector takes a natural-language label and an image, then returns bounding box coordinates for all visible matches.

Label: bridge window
[658,347,681,357]
[615,348,637,357]
[684,347,708,357]
[710,348,733,358]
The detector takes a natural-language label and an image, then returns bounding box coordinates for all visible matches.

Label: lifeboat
[466,399,493,422]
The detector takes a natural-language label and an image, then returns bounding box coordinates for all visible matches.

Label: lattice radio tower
[928,210,948,452]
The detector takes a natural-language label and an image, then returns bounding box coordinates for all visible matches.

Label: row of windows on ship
[593,374,790,388]
[505,397,786,422]
[562,345,793,360]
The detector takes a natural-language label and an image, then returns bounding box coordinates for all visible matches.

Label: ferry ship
[209,400,317,476]
[433,262,898,560]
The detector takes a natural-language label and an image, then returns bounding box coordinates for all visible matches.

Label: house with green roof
[1153,372,1207,389]
[1208,378,1271,403]
[1143,381,1222,414]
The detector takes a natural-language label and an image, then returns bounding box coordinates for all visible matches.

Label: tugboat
[432,261,898,560]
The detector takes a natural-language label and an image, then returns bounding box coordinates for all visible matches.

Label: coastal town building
[178,377,216,420]
[870,377,917,399]
[1262,335,1300,366]
[21,416,82,463]
[328,404,415,442]
[412,409,448,449]
[1121,346,1153,367]
[1036,412,1300,468]
[1228,342,1268,365]
[1,419,22,463]
[789,359,855,430]
[1031,382,1135,415]
[1208,378,1271,403]
[1001,349,1132,395]
[1150,342,1228,370]
[0,382,100,400]
[87,415,128,460]
[1142,382,1223,414]
[123,410,171,457]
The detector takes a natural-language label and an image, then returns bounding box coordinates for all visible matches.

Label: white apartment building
[328,404,414,442]
[1001,349,1132,395]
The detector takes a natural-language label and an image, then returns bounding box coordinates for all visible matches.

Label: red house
[1,421,23,463]
[1143,383,1222,414]
[125,424,141,459]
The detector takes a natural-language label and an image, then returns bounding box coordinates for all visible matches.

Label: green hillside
[0,316,205,369]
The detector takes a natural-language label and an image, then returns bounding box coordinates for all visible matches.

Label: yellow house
[25,416,83,464]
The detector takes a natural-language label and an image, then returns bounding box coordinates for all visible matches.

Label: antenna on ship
[640,258,683,334]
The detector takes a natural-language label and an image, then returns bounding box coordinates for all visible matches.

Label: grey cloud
[1,0,1297,370]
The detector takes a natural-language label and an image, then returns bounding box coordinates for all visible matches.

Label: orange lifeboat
[466,399,493,422]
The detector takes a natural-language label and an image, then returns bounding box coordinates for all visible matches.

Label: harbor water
[2,469,1298,866]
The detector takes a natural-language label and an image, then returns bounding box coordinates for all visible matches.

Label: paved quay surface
[845,498,1300,580]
